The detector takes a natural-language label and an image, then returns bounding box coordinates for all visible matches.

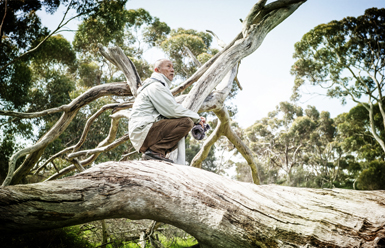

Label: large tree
[291,8,385,153]
[2,0,385,247]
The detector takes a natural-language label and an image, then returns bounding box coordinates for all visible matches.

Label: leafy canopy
[291,8,385,104]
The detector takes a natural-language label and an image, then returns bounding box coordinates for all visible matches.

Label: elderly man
[129,59,205,163]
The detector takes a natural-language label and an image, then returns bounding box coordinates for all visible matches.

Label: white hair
[153,59,170,71]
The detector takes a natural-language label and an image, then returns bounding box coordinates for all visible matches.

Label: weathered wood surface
[1,161,384,248]
[182,1,304,113]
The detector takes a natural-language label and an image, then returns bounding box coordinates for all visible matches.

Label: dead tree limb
[0,0,7,37]
[192,106,260,185]
[181,0,304,113]
[67,134,130,159]
[189,62,260,184]
[98,45,142,97]
[2,82,132,186]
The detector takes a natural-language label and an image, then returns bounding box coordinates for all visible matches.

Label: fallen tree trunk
[1,161,384,247]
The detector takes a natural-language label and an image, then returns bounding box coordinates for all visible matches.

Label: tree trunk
[1,161,384,248]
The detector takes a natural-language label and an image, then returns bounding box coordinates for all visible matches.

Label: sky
[38,0,385,128]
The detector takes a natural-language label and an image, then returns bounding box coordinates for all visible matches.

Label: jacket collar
[137,72,172,95]
[150,72,172,89]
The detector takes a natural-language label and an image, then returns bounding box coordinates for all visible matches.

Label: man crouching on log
[129,59,205,163]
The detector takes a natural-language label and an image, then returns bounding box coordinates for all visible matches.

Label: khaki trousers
[140,117,194,156]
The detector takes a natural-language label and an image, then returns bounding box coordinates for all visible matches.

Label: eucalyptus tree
[291,8,385,153]
[245,102,313,182]
[334,103,385,189]
[244,103,351,188]
[2,1,385,247]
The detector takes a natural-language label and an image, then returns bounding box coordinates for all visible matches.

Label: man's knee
[181,117,194,129]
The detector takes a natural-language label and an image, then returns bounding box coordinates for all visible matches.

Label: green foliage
[32,35,77,69]
[185,136,216,172]
[78,61,103,87]
[242,100,385,189]
[73,1,136,54]
[282,8,385,189]
[0,226,92,248]
[291,8,385,102]
[357,160,385,190]
[1,1,154,183]
[245,102,309,179]
[143,17,171,47]
[159,28,214,80]
[334,103,384,161]
[157,234,198,248]
[245,102,345,186]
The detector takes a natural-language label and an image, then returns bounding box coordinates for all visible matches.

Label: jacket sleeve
[147,83,200,123]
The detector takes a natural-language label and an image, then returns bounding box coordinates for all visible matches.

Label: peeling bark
[1,161,384,248]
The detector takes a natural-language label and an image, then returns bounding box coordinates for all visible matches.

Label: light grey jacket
[128,72,200,152]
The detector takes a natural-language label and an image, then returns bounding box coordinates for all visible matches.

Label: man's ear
[154,68,159,72]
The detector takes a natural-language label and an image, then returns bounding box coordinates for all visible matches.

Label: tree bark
[1,161,384,248]
[182,0,304,113]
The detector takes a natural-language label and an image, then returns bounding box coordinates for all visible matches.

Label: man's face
[156,60,174,81]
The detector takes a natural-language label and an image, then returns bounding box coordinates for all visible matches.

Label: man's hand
[199,116,206,128]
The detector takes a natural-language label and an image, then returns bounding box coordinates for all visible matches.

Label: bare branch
[183,45,201,67]
[206,30,227,49]
[119,150,137,161]
[0,105,67,118]
[98,45,142,97]
[51,161,60,174]
[242,0,305,36]
[67,133,130,159]
[69,158,85,172]
[235,61,243,90]
[242,0,267,36]
[44,164,76,181]
[182,0,305,113]
[170,32,243,96]
[98,44,119,67]
[71,103,123,153]
[0,0,7,36]
[33,146,74,175]
[191,119,223,168]
[4,161,382,247]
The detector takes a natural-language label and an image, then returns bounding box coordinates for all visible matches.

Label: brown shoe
[142,149,174,163]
